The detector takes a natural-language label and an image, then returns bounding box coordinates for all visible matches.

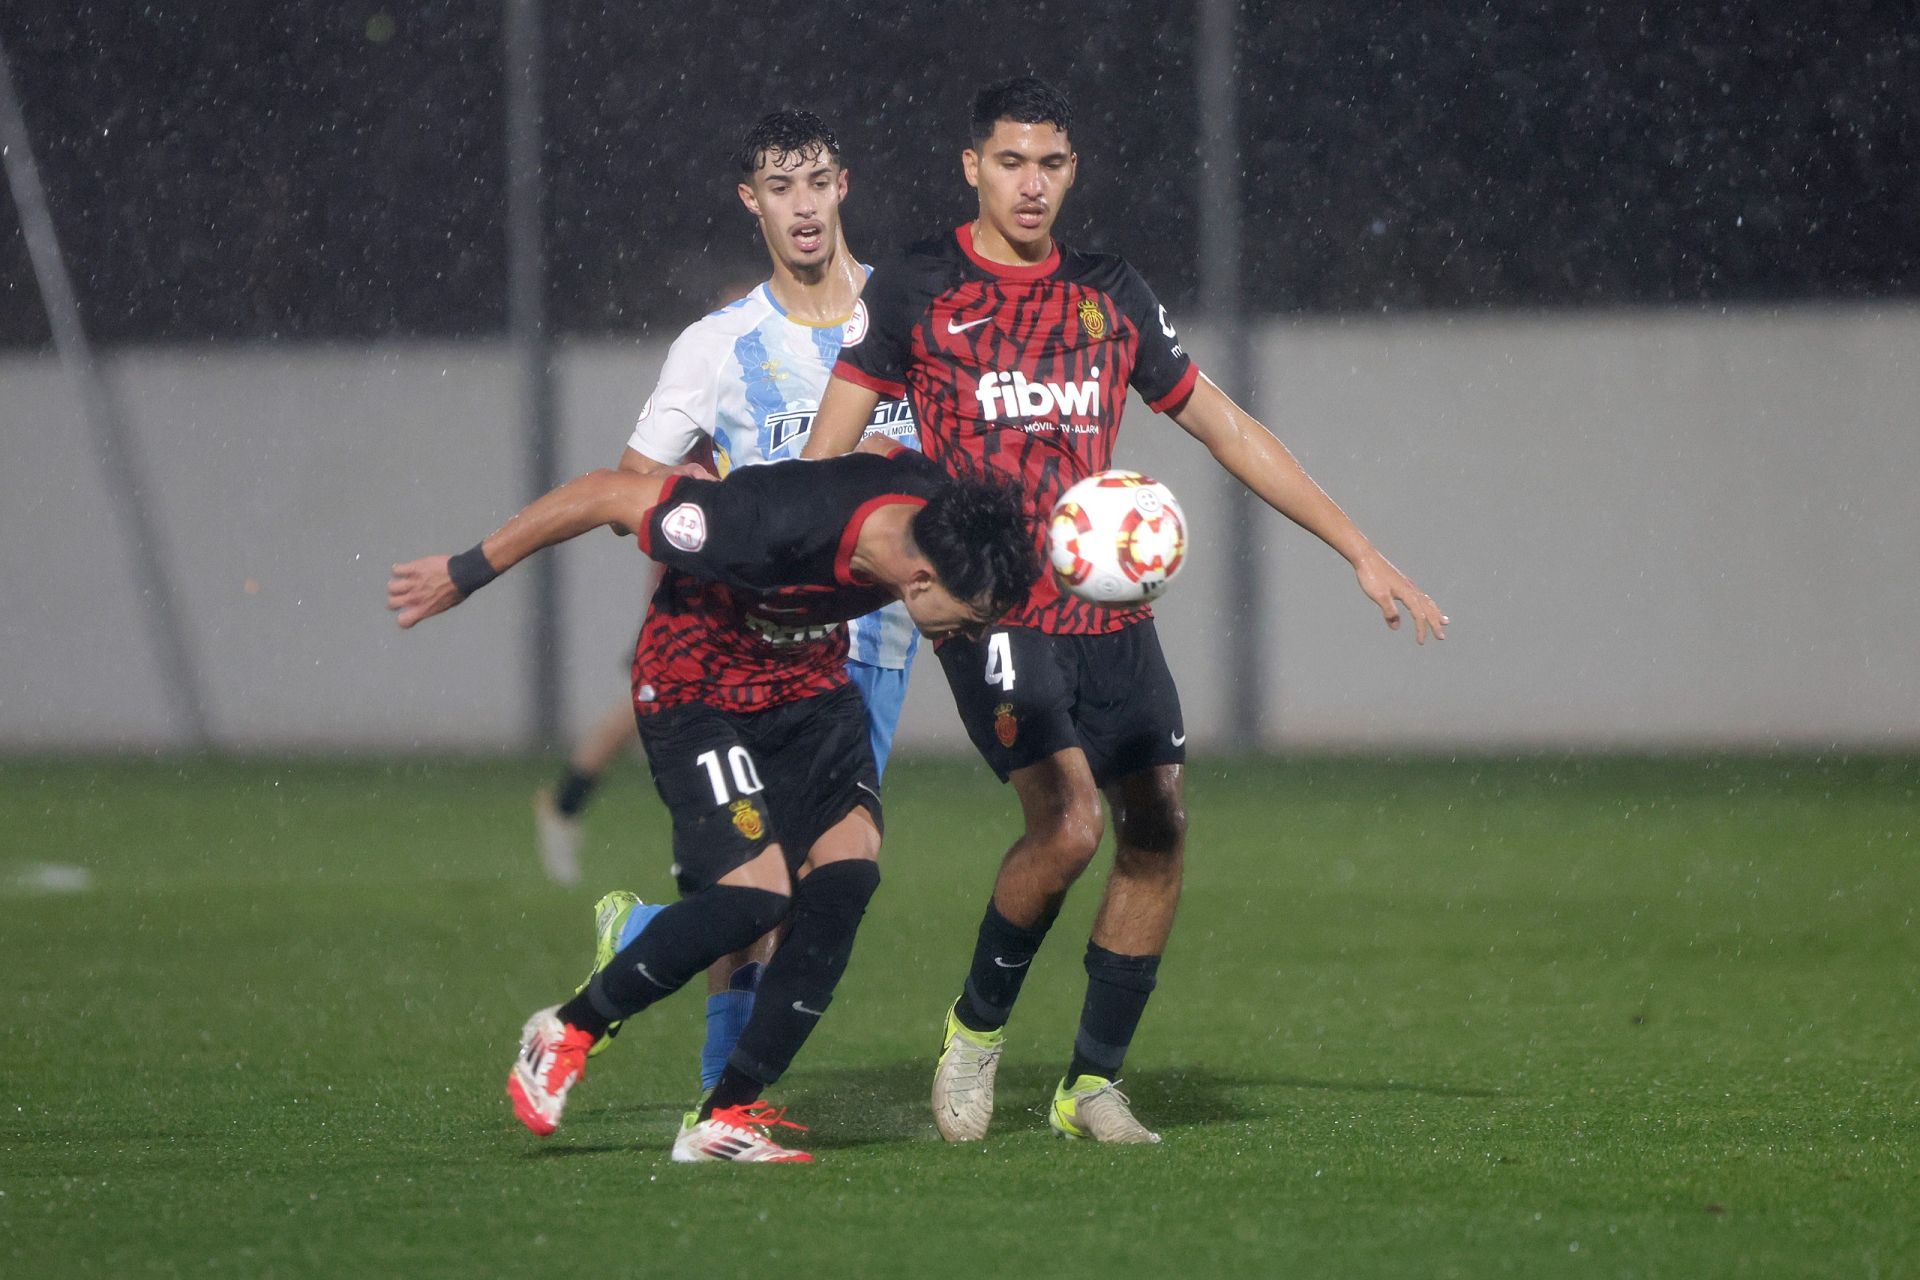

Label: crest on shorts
[993,702,1018,749]
[729,798,764,841]
[1077,298,1107,341]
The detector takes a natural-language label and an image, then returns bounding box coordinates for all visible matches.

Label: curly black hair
[910,477,1042,622]
[734,109,841,176]
[969,76,1073,146]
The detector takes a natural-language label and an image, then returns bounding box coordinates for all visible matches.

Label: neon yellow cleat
[931,1002,1005,1142]
[578,890,641,1056]
[1048,1074,1162,1144]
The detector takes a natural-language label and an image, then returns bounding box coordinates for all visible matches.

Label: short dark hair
[734,109,840,176]
[912,478,1042,621]
[969,76,1073,147]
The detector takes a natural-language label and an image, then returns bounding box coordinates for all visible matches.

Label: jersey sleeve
[635,462,836,592]
[831,256,915,398]
[626,324,722,463]
[1111,264,1199,414]
[636,471,771,590]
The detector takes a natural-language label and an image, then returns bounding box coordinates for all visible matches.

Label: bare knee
[1110,769,1186,875]
[1030,789,1104,877]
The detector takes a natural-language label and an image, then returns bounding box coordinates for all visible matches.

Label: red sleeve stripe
[833,360,907,400]
[1148,363,1201,414]
[834,494,929,586]
[634,472,685,557]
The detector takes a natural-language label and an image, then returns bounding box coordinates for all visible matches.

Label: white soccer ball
[1047,470,1188,605]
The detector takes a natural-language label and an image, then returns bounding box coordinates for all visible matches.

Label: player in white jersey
[567,109,921,1098]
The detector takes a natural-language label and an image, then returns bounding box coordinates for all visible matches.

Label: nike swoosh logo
[634,962,672,990]
[855,781,880,799]
[1171,731,1187,746]
[792,1001,826,1016]
[946,316,992,334]
[992,956,1030,969]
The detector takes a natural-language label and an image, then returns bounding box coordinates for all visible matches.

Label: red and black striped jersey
[833,225,1199,634]
[628,449,942,714]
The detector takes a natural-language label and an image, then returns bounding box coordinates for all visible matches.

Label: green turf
[1,754,1914,1278]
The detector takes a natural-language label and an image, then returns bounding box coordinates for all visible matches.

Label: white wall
[2,304,1915,752]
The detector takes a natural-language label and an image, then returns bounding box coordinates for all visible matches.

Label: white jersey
[627,280,922,669]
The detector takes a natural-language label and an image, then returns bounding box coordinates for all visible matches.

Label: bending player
[558,110,924,1095]
[805,77,1448,1144]
[389,446,1036,1161]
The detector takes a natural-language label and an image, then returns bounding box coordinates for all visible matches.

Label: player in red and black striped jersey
[805,76,1448,1144]
[388,443,1036,1160]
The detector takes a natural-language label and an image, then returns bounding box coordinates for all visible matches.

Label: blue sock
[700,962,762,1091]
[615,901,667,950]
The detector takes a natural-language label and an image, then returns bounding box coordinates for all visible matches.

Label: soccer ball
[1047,470,1188,605]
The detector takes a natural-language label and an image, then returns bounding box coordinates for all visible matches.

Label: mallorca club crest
[729,798,764,841]
[1077,298,1107,341]
[993,702,1018,749]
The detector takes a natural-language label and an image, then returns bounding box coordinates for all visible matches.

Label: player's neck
[847,505,918,589]
[764,229,863,326]
[968,217,1053,267]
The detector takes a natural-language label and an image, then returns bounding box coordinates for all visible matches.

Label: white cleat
[534,788,583,886]
[1049,1074,1162,1144]
[671,1102,813,1163]
[506,1005,595,1136]
[932,1002,1005,1142]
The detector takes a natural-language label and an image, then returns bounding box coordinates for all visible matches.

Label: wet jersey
[627,279,921,668]
[833,226,1198,634]
[630,448,945,714]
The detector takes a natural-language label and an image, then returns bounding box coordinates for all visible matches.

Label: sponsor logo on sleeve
[660,502,707,552]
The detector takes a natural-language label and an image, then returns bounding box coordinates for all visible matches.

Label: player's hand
[1354,551,1448,645]
[387,555,464,629]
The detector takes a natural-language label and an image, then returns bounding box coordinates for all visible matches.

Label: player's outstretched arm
[800,375,881,459]
[387,469,669,629]
[1169,373,1449,644]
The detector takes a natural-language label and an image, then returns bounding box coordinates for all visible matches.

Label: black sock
[553,767,599,817]
[555,886,788,1036]
[703,1063,766,1115]
[1065,943,1161,1081]
[955,898,1059,1032]
[717,859,881,1102]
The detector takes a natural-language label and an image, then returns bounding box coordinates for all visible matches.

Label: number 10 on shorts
[696,747,765,805]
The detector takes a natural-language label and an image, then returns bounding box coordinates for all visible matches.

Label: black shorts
[636,683,882,895]
[937,621,1186,788]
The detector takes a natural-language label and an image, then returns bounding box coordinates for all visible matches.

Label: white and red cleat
[671,1101,814,1163]
[506,1005,596,1136]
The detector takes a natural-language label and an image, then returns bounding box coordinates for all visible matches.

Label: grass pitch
[1,754,1914,1278]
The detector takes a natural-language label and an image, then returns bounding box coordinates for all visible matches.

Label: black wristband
[447,543,500,597]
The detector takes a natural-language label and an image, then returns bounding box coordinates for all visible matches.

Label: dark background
[1,0,1914,346]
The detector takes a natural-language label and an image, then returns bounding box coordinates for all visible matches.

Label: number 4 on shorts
[984,633,1016,691]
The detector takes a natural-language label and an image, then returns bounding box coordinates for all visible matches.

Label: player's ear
[1065,152,1078,190]
[835,166,850,200]
[737,182,762,219]
[961,148,980,190]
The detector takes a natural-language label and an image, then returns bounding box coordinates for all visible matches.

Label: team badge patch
[842,299,869,347]
[660,502,707,552]
[993,702,1018,749]
[1077,298,1107,341]
[729,798,764,841]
